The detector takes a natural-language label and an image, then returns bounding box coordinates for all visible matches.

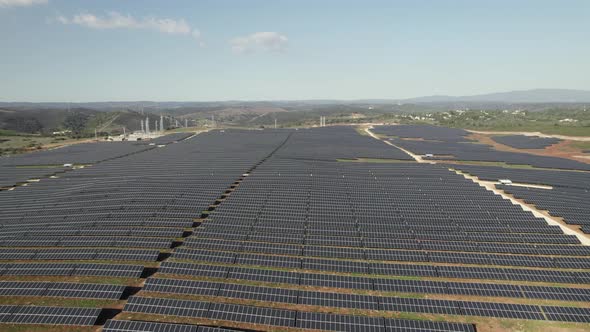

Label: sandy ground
[468,130,590,141]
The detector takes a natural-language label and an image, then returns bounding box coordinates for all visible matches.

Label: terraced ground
[0,126,589,332]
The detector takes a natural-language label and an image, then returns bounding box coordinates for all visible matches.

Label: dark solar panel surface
[2,126,589,331]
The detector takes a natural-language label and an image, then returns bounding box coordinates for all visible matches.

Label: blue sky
[1,0,589,102]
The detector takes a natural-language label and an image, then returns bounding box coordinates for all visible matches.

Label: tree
[63,112,89,138]
[21,118,43,133]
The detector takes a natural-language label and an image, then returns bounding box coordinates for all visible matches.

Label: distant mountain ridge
[1,89,590,107]
[401,89,590,104]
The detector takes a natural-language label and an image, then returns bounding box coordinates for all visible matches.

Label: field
[0,126,589,332]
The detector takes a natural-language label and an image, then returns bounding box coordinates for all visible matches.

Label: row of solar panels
[0,281,125,299]
[145,276,590,305]
[0,166,67,188]
[0,226,184,238]
[0,248,160,261]
[371,125,470,142]
[0,263,144,278]
[499,185,590,228]
[0,141,154,166]
[180,241,590,269]
[190,229,590,256]
[0,236,174,249]
[0,305,101,326]
[0,218,194,229]
[213,161,567,238]
[193,226,579,244]
[373,125,590,170]
[192,229,583,250]
[204,216,562,234]
[206,215,552,230]
[158,261,589,301]
[104,319,248,332]
[273,127,414,161]
[491,135,561,149]
[453,164,590,190]
[124,294,590,326]
[123,296,476,332]
[165,252,590,284]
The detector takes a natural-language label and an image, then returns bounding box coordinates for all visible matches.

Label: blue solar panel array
[452,165,590,230]
[491,135,561,149]
[372,125,590,170]
[1,126,589,331]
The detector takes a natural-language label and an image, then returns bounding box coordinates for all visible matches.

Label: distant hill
[402,89,590,104]
[1,89,589,133]
[2,89,590,109]
[0,108,160,135]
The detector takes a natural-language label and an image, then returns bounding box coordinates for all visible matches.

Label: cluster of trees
[62,112,89,138]
[3,117,43,134]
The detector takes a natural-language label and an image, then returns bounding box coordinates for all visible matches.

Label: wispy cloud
[0,0,47,7]
[230,32,288,54]
[57,12,202,45]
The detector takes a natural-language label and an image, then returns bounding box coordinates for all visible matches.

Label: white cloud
[230,31,288,54]
[58,12,203,45]
[0,0,47,7]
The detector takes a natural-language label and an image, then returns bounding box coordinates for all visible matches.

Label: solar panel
[123,296,210,318]
[73,263,144,278]
[143,278,221,296]
[208,302,295,327]
[159,262,229,279]
[299,290,378,310]
[218,283,298,304]
[373,278,447,294]
[0,305,18,323]
[2,263,75,276]
[173,248,236,264]
[3,306,101,325]
[459,301,544,320]
[380,297,461,315]
[385,318,476,332]
[44,282,125,300]
[296,311,384,332]
[300,273,373,290]
[5,127,590,331]
[103,319,201,332]
[543,306,590,323]
[0,281,48,297]
[522,285,590,302]
[228,267,299,285]
[446,282,523,298]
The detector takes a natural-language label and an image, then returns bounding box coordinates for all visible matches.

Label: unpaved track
[364,126,432,163]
